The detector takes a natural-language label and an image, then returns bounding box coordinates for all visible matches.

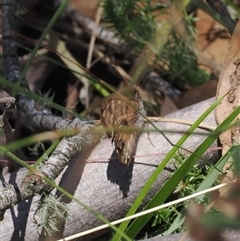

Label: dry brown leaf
[215,20,240,155]
[173,81,218,109]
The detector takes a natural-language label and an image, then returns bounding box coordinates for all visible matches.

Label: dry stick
[0,97,16,171]
[0,97,16,133]
[84,1,104,108]
[64,5,121,46]
[86,1,103,69]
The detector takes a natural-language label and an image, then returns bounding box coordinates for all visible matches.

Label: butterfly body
[100,89,145,165]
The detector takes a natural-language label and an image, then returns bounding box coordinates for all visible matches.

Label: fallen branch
[0,98,219,241]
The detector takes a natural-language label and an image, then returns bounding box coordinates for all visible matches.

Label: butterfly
[100,88,145,165]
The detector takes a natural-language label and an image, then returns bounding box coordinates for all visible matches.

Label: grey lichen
[34,194,70,236]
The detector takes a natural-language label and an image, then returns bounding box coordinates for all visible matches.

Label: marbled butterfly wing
[100,89,145,165]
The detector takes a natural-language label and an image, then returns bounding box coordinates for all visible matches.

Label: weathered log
[0,98,219,241]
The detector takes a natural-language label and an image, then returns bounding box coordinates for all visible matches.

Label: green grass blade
[232,144,240,175]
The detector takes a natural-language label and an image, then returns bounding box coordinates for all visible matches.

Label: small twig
[0,96,16,171]
[84,1,103,108]
[86,1,104,69]
[0,97,15,140]
[63,5,121,46]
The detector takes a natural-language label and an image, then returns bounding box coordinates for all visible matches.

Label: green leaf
[232,144,240,175]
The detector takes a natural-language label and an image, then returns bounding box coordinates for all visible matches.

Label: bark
[0,98,220,241]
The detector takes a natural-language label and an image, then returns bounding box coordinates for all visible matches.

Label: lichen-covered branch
[0,96,16,171]
[0,97,15,136]
[0,131,99,211]
[0,129,98,213]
